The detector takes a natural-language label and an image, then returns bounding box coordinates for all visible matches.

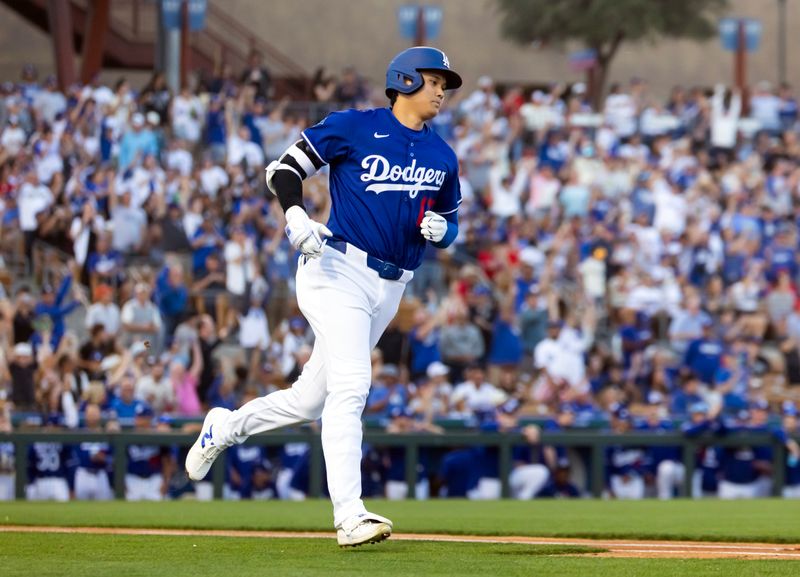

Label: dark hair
[387,89,398,109]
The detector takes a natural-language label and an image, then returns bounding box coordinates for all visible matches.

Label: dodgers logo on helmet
[360,154,445,199]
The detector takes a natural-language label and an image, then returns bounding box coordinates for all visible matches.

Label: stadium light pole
[777,0,787,85]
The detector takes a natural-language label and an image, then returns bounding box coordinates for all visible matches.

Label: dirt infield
[3,525,800,559]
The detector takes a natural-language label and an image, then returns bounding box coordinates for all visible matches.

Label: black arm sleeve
[272,170,304,213]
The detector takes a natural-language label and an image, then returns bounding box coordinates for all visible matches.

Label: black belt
[326,238,405,281]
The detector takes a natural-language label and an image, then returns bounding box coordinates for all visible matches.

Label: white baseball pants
[0,474,13,500]
[656,460,685,500]
[509,464,550,499]
[718,480,760,499]
[610,474,645,499]
[214,243,411,527]
[74,467,113,501]
[125,474,163,501]
[385,479,430,500]
[26,477,69,501]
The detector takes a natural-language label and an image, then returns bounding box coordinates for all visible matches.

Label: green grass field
[3,499,800,576]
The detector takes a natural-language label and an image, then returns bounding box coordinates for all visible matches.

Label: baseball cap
[556,457,571,469]
[289,317,305,330]
[130,341,148,357]
[499,398,520,415]
[750,399,769,411]
[131,113,145,127]
[478,76,493,88]
[426,361,450,379]
[647,391,665,405]
[612,406,631,421]
[135,403,154,418]
[13,342,32,357]
[379,364,400,379]
[782,401,798,417]
[389,405,414,419]
[689,401,709,415]
[146,111,160,125]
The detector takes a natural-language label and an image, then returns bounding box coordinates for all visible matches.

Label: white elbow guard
[265,160,281,196]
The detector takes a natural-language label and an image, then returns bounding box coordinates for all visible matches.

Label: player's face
[407,72,447,120]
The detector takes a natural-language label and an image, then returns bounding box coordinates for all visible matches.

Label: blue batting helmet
[385,46,462,97]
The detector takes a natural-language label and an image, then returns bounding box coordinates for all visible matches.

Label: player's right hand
[284,205,332,259]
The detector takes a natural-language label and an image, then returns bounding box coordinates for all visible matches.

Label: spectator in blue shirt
[34,276,82,349]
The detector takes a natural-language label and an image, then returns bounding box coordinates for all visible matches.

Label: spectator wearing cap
[120,283,162,350]
[407,364,451,421]
[365,364,406,417]
[118,112,158,171]
[683,318,724,386]
[1,342,37,410]
[34,276,81,350]
[1,114,26,156]
[109,374,149,428]
[440,308,485,384]
[84,284,120,337]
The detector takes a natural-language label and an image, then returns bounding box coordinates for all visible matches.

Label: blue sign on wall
[719,18,762,52]
[397,5,443,41]
[162,0,207,31]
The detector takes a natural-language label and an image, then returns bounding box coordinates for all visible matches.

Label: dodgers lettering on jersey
[302,108,461,270]
[127,445,163,478]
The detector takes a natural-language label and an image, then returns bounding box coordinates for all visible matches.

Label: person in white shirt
[450,363,507,416]
[165,139,193,176]
[69,201,105,269]
[710,84,741,151]
[227,125,265,168]
[604,84,638,138]
[224,226,257,299]
[120,283,163,349]
[0,115,26,155]
[84,283,121,337]
[198,157,230,199]
[171,86,204,143]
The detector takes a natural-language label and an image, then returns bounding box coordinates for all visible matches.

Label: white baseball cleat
[336,512,393,548]
[185,407,231,481]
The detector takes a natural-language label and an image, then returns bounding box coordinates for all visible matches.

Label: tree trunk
[590,59,609,111]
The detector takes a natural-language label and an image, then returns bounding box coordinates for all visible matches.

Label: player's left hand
[420,210,447,243]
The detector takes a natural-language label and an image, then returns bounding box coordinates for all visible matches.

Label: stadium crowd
[1,56,800,502]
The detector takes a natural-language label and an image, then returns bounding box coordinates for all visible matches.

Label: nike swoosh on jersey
[373,132,390,138]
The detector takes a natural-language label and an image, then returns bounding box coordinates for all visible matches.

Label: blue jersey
[28,442,72,480]
[302,108,461,270]
[75,442,112,472]
[439,448,478,497]
[605,445,647,482]
[126,445,164,478]
[228,445,266,498]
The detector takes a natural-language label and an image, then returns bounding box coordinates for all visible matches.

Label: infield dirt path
[3,525,800,560]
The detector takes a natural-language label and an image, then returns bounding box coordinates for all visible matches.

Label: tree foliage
[495,0,729,101]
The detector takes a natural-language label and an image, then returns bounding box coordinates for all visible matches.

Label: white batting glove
[420,210,447,243]
[284,205,332,259]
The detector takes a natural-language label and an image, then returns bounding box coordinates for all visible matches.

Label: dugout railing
[0,430,793,500]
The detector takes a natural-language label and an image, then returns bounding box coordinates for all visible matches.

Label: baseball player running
[187,46,462,546]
